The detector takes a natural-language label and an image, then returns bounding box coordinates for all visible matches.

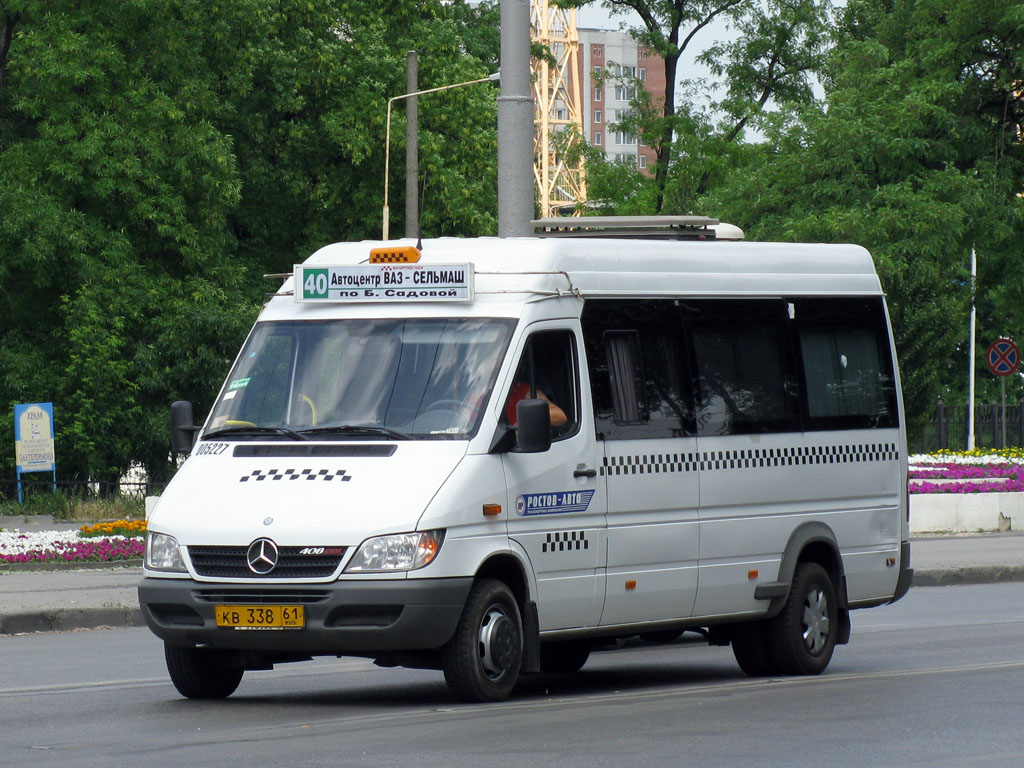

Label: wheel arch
[475,552,531,608]
[764,522,849,626]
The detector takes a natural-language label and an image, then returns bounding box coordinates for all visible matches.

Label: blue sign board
[13,402,57,502]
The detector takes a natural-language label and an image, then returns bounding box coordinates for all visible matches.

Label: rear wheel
[442,579,523,702]
[539,640,591,674]
[164,643,244,699]
[767,562,838,675]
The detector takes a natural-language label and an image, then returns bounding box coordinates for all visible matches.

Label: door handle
[573,465,597,479]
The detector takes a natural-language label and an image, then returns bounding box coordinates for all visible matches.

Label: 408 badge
[516,490,595,516]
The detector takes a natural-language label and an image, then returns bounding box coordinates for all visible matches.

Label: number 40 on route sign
[986,338,1020,377]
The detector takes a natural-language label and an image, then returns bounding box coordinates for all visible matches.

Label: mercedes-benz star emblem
[246,538,279,575]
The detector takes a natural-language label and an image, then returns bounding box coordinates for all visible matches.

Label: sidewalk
[1,533,1022,635]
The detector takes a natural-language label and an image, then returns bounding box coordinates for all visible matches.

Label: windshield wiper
[203,426,309,441]
[298,424,412,441]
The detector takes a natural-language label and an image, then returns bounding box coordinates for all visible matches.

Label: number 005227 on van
[139,216,912,703]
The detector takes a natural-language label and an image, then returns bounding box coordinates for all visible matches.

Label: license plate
[215,605,305,630]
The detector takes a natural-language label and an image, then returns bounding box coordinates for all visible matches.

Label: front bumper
[138,576,473,654]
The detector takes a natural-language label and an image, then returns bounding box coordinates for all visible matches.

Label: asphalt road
[2,582,1022,768]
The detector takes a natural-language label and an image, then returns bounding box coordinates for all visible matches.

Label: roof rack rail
[531,215,744,241]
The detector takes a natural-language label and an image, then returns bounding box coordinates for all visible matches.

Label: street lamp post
[382,72,500,241]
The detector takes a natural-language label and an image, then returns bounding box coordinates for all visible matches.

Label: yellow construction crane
[531,0,587,217]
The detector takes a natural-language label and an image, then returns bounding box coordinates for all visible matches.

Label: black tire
[767,562,838,675]
[164,643,244,699]
[731,621,777,677]
[442,579,523,702]
[539,640,591,674]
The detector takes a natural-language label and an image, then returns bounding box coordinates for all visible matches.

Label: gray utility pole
[497,0,534,237]
[405,51,419,239]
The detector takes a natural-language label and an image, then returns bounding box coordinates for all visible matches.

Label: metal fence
[914,401,1024,454]
[0,477,164,504]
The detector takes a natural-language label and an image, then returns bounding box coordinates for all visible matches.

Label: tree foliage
[706,0,1024,442]
[0,0,499,487]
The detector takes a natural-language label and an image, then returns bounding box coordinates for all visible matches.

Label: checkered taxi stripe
[542,531,590,553]
[239,468,351,483]
[600,443,899,476]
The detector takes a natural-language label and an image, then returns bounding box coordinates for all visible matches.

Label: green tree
[0,0,501,489]
[0,0,253,487]
[218,0,500,276]
[706,0,1024,443]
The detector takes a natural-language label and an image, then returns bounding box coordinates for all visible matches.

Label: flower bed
[0,520,145,565]
[910,450,1024,494]
[79,519,147,539]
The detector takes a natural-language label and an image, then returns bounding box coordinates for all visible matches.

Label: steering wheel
[295,394,318,426]
[422,399,480,420]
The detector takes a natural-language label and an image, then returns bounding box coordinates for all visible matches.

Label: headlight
[345,530,444,573]
[145,532,186,573]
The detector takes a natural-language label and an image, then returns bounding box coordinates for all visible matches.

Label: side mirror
[170,400,199,454]
[515,399,551,453]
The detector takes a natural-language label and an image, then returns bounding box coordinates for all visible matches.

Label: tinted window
[792,298,898,429]
[582,300,695,439]
[583,296,897,439]
[687,300,799,436]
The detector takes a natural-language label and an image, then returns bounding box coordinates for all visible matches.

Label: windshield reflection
[206,318,515,440]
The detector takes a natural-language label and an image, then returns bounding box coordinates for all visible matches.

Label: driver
[504,379,567,427]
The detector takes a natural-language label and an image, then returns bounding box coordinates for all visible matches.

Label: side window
[792,297,898,429]
[688,300,799,436]
[582,299,695,439]
[502,330,579,439]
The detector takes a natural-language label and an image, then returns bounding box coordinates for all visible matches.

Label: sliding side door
[582,300,700,627]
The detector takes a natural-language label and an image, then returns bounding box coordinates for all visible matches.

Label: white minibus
[139,216,912,702]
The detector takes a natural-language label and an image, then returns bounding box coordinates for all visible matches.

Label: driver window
[502,330,579,439]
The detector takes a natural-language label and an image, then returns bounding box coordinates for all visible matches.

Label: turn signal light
[482,504,502,517]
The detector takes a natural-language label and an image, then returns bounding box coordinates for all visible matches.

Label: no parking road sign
[986,338,1020,377]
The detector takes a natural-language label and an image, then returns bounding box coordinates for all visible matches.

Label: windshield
[205,318,515,440]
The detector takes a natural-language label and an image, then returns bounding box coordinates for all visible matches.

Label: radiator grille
[187,546,346,578]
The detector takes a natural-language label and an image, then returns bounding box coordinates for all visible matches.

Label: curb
[0,606,144,635]
[912,566,1024,587]
[0,559,143,574]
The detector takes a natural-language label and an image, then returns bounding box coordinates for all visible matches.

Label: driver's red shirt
[504,381,532,425]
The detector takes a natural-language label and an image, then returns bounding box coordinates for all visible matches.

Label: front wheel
[164,643,244,699]
[441,579,523,702]
[767,562,838,675]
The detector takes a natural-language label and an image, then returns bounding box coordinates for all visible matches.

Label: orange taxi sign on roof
[369,246,421,263]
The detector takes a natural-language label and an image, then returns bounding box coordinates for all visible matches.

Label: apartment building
[577,28,664,172]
